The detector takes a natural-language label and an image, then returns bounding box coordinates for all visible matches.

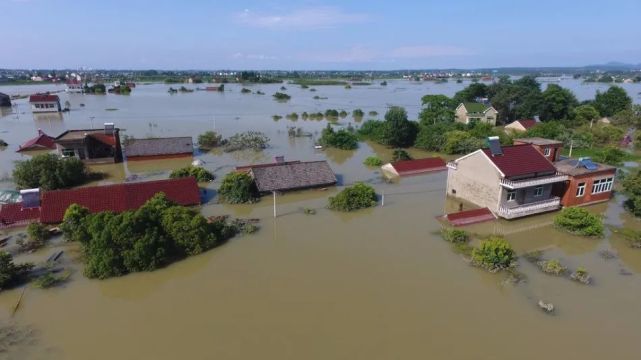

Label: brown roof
[512,119,538,130]
[391,157,446,176]
[554,158,616,176]
[515,137,563,146]
[29,94,59,102]
[125,137,193,158]
[481,144,557,178]
[17,129,56,152]
[55,129,118,144]
[249,161,337,193]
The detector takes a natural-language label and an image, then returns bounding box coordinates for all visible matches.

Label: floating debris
[303,208,316,215]
[538,300,555,313]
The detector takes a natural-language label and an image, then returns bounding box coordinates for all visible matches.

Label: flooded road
[1,80,641,359]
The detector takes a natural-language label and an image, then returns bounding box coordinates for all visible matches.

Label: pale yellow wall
[446,151,502,212]
[455,105,468,124]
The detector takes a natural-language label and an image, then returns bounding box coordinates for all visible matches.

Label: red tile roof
[17,130,56,152]
[481,144,556,178]
[515,119,538,129]
[391,157,446,176]
[29,94,59,102]
[88,133,117,146]
[39,177,201,223]
[445,207,495,226]
[0,203,40,228]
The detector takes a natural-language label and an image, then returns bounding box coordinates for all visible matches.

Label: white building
[29,94,61,113]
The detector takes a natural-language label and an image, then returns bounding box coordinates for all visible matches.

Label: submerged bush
[328,183,377,212]
[0,251,34,289]
[319,124,358,150]
[553,207,604,236]
[537,259,567,275]
[13,154,89,190]
[218,172,258,204]
[471,236,515,271]
[272,92,291,101]
[363,156,383,167]
[197,131,223,149]
[392,149,412,162]
[223,131,270,152]
[169,166,214,182]
[441,228,469,244]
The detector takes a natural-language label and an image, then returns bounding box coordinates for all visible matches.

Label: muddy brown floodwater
[0,81,641,359]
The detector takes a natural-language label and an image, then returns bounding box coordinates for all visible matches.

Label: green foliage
[223,131,270,152]
[0,251,33,289]
[553,207,604,236]
[392,149,412,162]
[169,166,214,182]
[61,204,91,242]
[218,172,257,204]
[0,139,7,147]
[521,121,568,140]
[594,86,632,117]
[540,84,578,120]
[483,76,543,122]
[441,228,469,244]
[368,111,378,116]
[328,183,377,212]
[419,94,456,125]
[363,156,383,167]
[573,104,600,125]
[471,236,515,271]
[352,109,364,118]
[197,131,223,149]
[611,105,641,127]
[12,154,89,190]
[21,223,50,251]
[358,120,386,143]
[61,194,237,279]
[240,88,252,93]
[319,124,359,150]
[32,270,71,289]
[339,110,348,118]
[592,147,626,166]
[537,259,567,275]
[453,82,489,105]
[381,107,418,148]
[622,170,641,216]
[272,92,291,101]
[443,131,484,154]
[325,109,339,118]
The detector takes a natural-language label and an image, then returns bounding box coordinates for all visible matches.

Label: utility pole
[89,116,95,129]
[569,139,574,158]
[273,191,277,218]
[381,190,385,207]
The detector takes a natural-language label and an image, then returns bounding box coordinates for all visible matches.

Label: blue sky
[1,0,640,70]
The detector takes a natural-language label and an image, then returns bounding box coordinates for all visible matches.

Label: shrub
[443,131,484,154]
[240,88,251,93]
[272,92,291,101]
[170,166,214,182]
[441,228,469,244]
[325,109,339,118]
[537,259,567,275]
[339,110,348,118]
[0,251,33,289]
[19,223,50,251]
[319,124,358,150]
[358,120,386,142]
[570,267,592,285]
[471,236,515,271]
[328,183,377,212]
[218,172,257,204]
[593,147,626,166]
[363,156,383,167]
[368,111,378,116]
[553,207,604,236]
[13,154,88,190]
[272,115,282,121]
[392,149,412,162]
[32,270,71,289]
[623,170,641,216]
[223,131,270,152]
[352,109,364,118]
[197,131,223,149]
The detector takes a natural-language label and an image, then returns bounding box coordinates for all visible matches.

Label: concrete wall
[446,151,502,212]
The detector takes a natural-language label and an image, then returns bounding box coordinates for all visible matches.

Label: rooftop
[512,119,538,130]
[388,157,446,176]
[554,158,616,176]
[29,94,59,102]
[481,144,557,178]
[463,102,490,113]
[124,137,194,158]
[55,129,118,146]
[515,137,563,146]
[248,160,337,193]
[17,129,56,152]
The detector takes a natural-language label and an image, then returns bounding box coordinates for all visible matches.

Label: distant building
[0,92,11,107]
[455,102,498,125]
[513,137,563,162]
[124,136,194,161]
[65,78,83,93]
[555,158,616,207]
[54,123,123,163]
[381,157,446,177]
[238,160,337,194]
[17,129,56,152]
[504,119,538,133]
[446,137,567,219]
[29,94,61,113]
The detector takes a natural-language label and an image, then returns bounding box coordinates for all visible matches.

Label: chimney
[487,136,503,156]
[20,188,41,209]
[104,122,115,135]
[37,128,44,136]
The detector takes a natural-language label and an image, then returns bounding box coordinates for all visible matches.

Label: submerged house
[504,119,538,133]
[455,102,498,125]
[0,92,11,107]
[446,137,568,219]
[124,136,194,161]
[555,158,616,207]
[17,129,56,152]
[238,160,337,194]
[381,157,446,177]
[54,123,123,163]
[29,94,61,113]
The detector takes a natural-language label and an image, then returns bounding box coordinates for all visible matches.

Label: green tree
[328,183,377,211]
[381,106,418,148]
[419,95,455,125]
[573,104,600,126]
[594,86,632,117]
[319,124,359,150]
[392,149,412,162]
[443,131,483,154]
[553,207,604,236]
[540,84,578,121]
[60,204,91,242]
[453,83,489,104]
[0,251,33,289]
[26,223,50,244]
[358,120,386,143]
[197,131,222,149]
[170,166,214,182]
[12,154,88,190]
[471,236,515,270]
[218,172,257,204]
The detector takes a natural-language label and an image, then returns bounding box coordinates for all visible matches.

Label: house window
[506,190,516,201]
[576,183,586,197]
[534,186,544,197]
[62,149,75,157]
[544,147,551,156]
[592,177,614,194]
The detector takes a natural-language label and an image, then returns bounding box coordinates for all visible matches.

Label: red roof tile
[0,203,40,228]
[88,133,117,146]
[39,177,201,223]
[391,157,446,176]
[516,119,538,129]
[445,207,495,226]
[17,130,56,152]
[29,94,59,102]
[481,144,556,178]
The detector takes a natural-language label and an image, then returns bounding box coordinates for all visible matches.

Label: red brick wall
[560,170,616,207]
[513,142,562,162]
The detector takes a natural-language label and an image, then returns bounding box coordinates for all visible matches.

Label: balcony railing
[500,173,568,189]
[497,197,561,219]
[446,161,457,170]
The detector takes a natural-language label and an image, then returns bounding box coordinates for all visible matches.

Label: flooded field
[1,80,641,359]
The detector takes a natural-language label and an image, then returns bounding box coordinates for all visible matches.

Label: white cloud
[295,44,472,63]
[390,45,473,58]
[235,7,369,29]
[232,52,278,61]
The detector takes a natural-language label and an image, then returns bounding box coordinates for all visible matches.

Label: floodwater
[0,80,641,359]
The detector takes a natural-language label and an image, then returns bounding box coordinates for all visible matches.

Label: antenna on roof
[487,136,503,156]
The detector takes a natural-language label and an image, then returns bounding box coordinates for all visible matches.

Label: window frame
[576,182,586,197]
[506,190,516,201]
[533,186,544,197]
[543,147,551,156]
[592,177,614,194]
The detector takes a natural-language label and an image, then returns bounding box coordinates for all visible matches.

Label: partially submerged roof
[463,102,491,114]
[444,207,496,226]
[0,203,40,228]
[554,158,616,176]
[515,137,563,146]
[17,129,56,152]
[40,177,201,223]
[55,129,118,146]
[124,137,193,158]
[384,157,446,176]
[248,161,336,193]
[510,119,538,130]
[481,144,557,178]
[29,94,59,102]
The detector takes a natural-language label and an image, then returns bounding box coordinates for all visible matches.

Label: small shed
[124,137,194,160]
[245,160,337,193]
[381,157,446,177]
